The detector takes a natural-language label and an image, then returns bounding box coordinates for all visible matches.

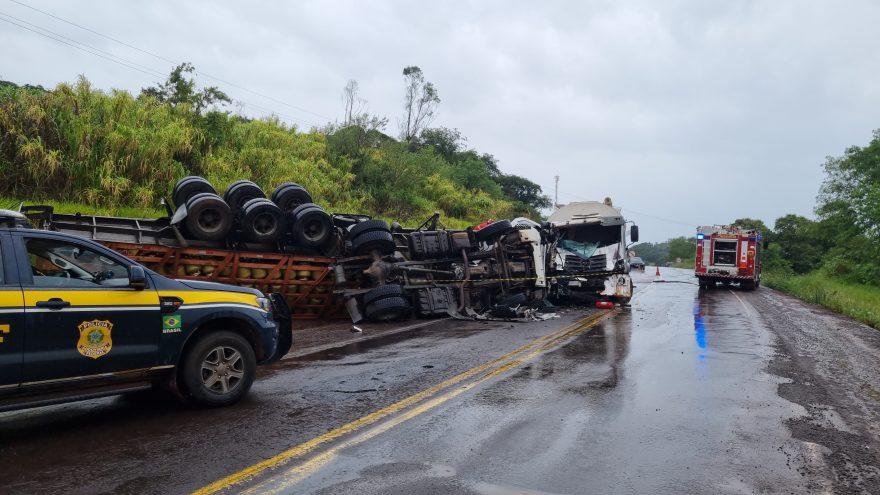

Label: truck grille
[565,253,607,273]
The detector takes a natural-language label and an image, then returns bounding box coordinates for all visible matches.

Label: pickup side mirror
[129,265,147,290]
[630,225,639,243]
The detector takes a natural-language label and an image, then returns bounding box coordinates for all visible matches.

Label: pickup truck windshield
[26,238,131,287]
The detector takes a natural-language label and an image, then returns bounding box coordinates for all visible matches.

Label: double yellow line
[194,310,614,495]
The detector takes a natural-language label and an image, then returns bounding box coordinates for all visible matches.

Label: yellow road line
[193,311,613,495]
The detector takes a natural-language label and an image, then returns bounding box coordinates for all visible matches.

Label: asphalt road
[2,268,879,494]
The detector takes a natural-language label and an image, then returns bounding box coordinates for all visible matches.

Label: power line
[0,11,322,128]
[8,0,334,121]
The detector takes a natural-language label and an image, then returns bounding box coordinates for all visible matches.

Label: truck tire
[271,182,313,212]
[347,219,390,239]
[351,229,396,256]
[173,176,216,209]
[365,296,411,322]
[241,198,284,243]
[362,284,405,307]
[224,180,266,211]
[184,192,233,241]
[741,280,756,290]
[290,203,333,249]
[474,220,512,242]
[180,330,256,407]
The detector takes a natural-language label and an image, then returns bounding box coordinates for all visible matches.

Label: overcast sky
[3,1,879,242]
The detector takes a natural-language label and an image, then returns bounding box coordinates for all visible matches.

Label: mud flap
[264,293,293,363]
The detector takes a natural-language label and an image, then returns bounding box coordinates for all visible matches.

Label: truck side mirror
[129,265,147,290]
[630,225,639,243]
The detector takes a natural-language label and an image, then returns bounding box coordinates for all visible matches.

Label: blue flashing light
[696,233,705,240]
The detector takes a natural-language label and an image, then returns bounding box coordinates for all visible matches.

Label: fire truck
[694,226,761,290]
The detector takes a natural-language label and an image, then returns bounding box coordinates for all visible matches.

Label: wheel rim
[201,346,244,394]
[303,219,327,241]
[197,208,224,233]
[253,212,277,236]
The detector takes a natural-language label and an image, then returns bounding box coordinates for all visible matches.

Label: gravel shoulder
[745,287,880,493]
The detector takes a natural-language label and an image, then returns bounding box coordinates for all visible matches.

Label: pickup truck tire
[290,203,333,249]
[350,229,396,256]
[365,296,412,322]
[362,284,405,307]
[180,330,256,407]
[347,219,390,239]
[173,176,216,209]
[184,193,233,241]
[271,182,313,212]
[224,180,266,211]
[241,198,284,243]
[474,220,513,242]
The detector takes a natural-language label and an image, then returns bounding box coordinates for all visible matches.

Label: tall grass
[763,271,880,329]
[0,78,519,225]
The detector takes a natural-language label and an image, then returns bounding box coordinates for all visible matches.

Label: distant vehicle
[0,210,291,412]
[694,225,761,290]
[548,199,638,304]
[629,257,646,270]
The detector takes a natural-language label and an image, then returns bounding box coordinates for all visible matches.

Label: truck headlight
[256,297,272,312]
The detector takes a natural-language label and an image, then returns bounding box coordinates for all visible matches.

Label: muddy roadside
[747,288,880,494]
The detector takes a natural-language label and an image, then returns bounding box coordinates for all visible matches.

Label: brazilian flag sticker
[162,314,182,334]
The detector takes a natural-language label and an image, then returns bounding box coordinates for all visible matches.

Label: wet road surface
[2,268,879,494]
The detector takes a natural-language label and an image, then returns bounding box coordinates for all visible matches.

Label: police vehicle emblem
[77,319,113,359]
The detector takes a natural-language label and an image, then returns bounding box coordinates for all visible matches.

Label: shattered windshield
[559,239,600,259]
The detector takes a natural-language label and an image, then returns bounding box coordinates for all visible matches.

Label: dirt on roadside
[747,288,880,494]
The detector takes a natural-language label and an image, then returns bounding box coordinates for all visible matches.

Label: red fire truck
[694,226,761,290]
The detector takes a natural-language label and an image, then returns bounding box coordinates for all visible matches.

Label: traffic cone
[655,266,661,277]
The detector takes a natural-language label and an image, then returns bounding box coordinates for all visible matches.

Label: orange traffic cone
[655,266,661,277]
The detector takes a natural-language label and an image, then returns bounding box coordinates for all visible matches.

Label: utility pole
[554,175,560,208]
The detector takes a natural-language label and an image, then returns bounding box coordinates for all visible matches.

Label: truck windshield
[561,224,622,248]
[559,239,600,259]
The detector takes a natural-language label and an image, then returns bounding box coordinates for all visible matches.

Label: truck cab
[0,210,291,412]
[548,200,638,304]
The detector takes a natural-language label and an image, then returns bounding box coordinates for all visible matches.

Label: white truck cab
[548,200,638,304]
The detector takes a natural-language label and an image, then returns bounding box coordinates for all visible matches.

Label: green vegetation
[0,65,549,227]
[763,271,880,329]
[632,236,696,266]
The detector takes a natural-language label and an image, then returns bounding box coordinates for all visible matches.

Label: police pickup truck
[0,210,291,411]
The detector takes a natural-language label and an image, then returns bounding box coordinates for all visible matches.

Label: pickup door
[0,233,24,395]
[12,232,163,387]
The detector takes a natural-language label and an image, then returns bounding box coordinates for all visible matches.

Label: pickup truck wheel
[180,331,256,407]
[224,180,266,211]
[184,193,232,241]
[241,198,284,243]
[271,182,313,212]
[173,176,216,209]
[365,296,411,322]
[474,220,512,242]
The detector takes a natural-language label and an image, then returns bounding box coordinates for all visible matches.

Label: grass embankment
[762,271,880,329]
[669,258,695,269]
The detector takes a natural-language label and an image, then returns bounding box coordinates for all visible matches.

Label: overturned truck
[20,175,638,322]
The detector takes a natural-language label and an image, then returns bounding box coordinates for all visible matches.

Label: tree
[732,217,772,241]
[399,66,440,143]
[772,214,825,274]
[141,63,230,114]
[667,236,696,262]
[341,79,387,132]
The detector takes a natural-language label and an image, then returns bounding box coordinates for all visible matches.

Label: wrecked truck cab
[548,200,637,304]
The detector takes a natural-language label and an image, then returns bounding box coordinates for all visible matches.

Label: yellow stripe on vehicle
[0,290,24,309]
[160,290,260,308]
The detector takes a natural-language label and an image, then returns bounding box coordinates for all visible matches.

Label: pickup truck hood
[177,279,263,296]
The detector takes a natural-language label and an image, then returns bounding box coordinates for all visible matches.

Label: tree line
[0,64,549,226]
